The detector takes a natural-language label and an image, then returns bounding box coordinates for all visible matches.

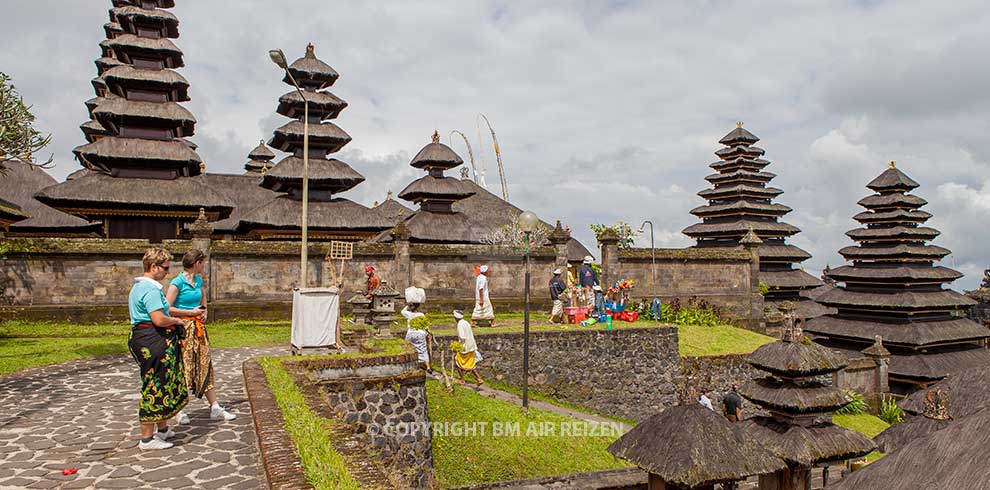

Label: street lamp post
[518,210,540,410]
[270,48,310,289]
[638,220,657,299]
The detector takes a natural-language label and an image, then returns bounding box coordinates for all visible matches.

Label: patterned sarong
[128,325,188,422]
[181,318,214,399]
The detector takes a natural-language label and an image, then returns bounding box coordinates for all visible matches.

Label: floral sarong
[181,318,214,399]
[128,325,188,422]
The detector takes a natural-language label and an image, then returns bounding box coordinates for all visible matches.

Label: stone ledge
[242,359,314,490]
[618,247,752,261]
[1,237,192,255]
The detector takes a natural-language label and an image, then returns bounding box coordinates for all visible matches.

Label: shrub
[630,297,724,327]
[409,316,432,331]
[879,396,904,425]
[835,390,868,415]
[449,340,465,353]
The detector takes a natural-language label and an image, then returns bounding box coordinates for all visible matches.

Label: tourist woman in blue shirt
[127,247,187,450]
[165,249,236,424]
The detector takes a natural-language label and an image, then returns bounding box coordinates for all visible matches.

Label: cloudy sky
[2,0,989,290]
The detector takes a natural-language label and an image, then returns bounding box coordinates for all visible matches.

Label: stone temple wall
[433,326,681,423]
[288,352,434,488]
[0,237,758,324]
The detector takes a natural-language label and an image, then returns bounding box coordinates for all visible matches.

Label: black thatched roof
[740,417,876,466]
[270,120,351,153]
[34,170,234,216]
[0,161,100,233]
[608,404,785,487]
[805,316,987,348]
[685,125,822,305]
[196,173,279,233]
[876,365,990,452]
[285,44,339,89]
[398,175,475,202]
[816,288,976,311]
[747,340,848,377]
[277,90,347,120]
[858,193,927,210]
[826,264,962,283]
[92,97,196,134]
[373,196,412,225]
[740,377,850,414]
[389,211,482,244]
[261,156,365,194]
[113,5,179,38]
[235,195,391,232]
[106,34,184,66]
[866,166,920,192]
[410,135,464,170]
[833,407,990,490]
[0,197,29,226]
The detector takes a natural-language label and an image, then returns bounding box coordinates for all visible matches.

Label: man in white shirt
[453,310,485,385]
[699,388,714,411]
[472,264,495,326]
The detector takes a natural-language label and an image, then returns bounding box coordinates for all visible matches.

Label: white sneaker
[154,428,175,441]
[176,410,190,425]
[139,438,173,450]
[211,405,236,421]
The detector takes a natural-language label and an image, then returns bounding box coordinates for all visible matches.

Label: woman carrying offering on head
[165,249,236,424]
[128,247,187,450]
[402,286,433,372]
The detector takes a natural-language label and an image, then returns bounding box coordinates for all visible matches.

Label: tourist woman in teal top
[165,249,236,423]
[127,247,187,451]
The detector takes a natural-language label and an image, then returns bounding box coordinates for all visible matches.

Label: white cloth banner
[291,288,339,349]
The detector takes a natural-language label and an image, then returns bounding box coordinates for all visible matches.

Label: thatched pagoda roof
[270,120,351,153]
[198,173,278,233]
[410,135,464,170]
[0,161,100,234]
[113,5,179,38]
[247,141,275,161]
[0,197,30,226]
[92,97,195,134]
[285,44,339,88]
[373,196,412,225]
[806,317,988,348]
[95,56,124,74]
[34,170,234,216]
[261,156,365,194]
[608,404,785,487]
[106,34,184,67]
[867,166,920,192]
[685,125,822,305]
[235,196,390,232]
[741,377,849,414]
[741,417,875,466]
[833,407,990,490]
[276,90,347,120]
[73,136,202,172]
[389,211,482,244]
[398,175,475,203]
[747,340,848,378]
[101,65,190,100]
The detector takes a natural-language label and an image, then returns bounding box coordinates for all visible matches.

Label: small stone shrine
[370,281,399,338]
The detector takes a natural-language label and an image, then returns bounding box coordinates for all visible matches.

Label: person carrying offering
[452,310,485,386]
[549,268,567,324]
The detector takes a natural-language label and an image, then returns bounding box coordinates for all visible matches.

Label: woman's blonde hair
[142,247,173,272]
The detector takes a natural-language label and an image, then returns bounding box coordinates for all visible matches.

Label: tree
[0,72,53,174]
[590,221,638,248]
[482,215,552,247]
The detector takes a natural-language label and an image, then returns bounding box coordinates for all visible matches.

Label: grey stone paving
[0,347,287,489]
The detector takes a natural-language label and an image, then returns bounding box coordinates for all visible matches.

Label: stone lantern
[346,291,372,325]
[370,281,399,338]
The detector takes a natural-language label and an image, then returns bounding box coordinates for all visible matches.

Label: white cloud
[1,0,988,290]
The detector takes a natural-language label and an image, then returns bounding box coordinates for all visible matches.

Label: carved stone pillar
[597,228,620,288]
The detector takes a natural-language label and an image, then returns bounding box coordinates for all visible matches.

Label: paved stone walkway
[0,346,287,489]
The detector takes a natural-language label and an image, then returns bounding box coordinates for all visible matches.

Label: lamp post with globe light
[269,48,310,288]
[518,210,540,409]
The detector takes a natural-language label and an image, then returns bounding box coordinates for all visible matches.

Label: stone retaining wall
[680,354,759,415]
[285,352,435,488]
[432,326,681,423]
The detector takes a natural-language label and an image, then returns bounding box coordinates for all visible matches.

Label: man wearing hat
[548,268,567,324]
[453,310,485,386]
[472,265,496,326]
[578,256,599,308]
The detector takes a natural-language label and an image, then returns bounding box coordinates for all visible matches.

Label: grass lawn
[832,412,889,462]
[677,322,774,357]
[0,320,289,375]
[427,379,630,487]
